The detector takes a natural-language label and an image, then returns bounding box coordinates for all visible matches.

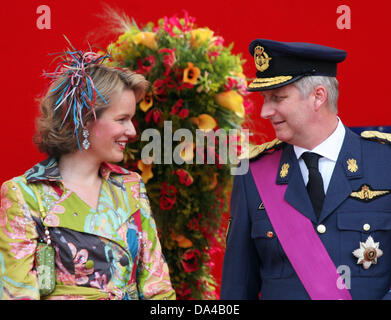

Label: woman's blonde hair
[34,64,149,158]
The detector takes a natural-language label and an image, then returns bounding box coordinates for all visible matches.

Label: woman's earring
[82,129,90,150]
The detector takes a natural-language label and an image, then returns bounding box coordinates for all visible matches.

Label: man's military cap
[247,39,347,91]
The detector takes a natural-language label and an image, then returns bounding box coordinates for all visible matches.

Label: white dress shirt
[294,118,346,194]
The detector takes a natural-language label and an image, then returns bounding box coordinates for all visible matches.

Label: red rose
[160,182,177,210]
[178,108,189,119]
[159,48,176,76]
[145,108,163,124]
[159,48,176,67]
[161,182,177,197]
[136,55,156,74]
[170,99,184,115]
[160,196,176,210]
[153,79,167,101]
[174,169,193,186]
[176,282,192,300]
[181,249,201,273]
[152,109,162,124]
[187,217,200,231]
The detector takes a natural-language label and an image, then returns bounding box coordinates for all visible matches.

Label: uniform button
[266,231,274,238]
[317,224,326,234]
[363,223,371,231]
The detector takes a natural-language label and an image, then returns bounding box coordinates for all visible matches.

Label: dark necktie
[301,152,325,219]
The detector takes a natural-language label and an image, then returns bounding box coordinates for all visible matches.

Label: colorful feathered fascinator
[44,37,110,150]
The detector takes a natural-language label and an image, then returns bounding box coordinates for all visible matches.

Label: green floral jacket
[0,158,176,300]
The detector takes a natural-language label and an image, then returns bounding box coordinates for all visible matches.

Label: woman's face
[87,89,137,163]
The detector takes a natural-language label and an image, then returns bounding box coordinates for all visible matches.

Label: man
[221,39,391,300]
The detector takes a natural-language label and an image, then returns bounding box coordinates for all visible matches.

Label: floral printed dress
[0,158,176,300]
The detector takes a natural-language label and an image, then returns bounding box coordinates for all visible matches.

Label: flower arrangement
[105,11,251,299]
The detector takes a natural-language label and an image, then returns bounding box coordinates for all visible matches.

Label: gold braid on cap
[248,76,293,88]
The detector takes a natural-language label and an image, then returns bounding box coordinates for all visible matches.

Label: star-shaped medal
[352,236,383,269]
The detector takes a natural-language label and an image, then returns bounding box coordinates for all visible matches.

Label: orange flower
[139,92,153,112]
[137,159,153,183]
[175,235,193,248]
[183,62,201,85]
[170,230,193,248]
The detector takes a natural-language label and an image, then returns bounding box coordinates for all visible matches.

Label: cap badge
[254,46,271,72]
[350,184,390,202]
[280,163,290,178]
[353,235,383,269]
[346,158,358,173]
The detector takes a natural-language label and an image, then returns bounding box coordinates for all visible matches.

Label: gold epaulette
[248,138,283,160]
[361,131,391,145]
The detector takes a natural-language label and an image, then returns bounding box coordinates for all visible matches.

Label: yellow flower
[190,114,217,132]
[137,159,154,183]
[183,62,201,85]
[110,32,135,58]
[139,92,153,112]
[214,90,245,118]
[133,32,158,50]
[190,28,214,47]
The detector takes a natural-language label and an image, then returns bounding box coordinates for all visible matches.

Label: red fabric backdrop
[1,0,390,297]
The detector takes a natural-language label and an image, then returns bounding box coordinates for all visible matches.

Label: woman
[0,48,176,300]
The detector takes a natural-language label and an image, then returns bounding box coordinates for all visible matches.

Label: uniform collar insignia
[350,184,390,202]
[279,163,290,178]
[340,129,363,179]
[346,158,358,173]
[276,144,295,184]
[341,152,362,178]
[258,202,265,210]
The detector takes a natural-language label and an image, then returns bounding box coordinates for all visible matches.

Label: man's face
[260,83,313,146]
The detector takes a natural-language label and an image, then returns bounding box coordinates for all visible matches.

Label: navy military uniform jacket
[221,127,391,299]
